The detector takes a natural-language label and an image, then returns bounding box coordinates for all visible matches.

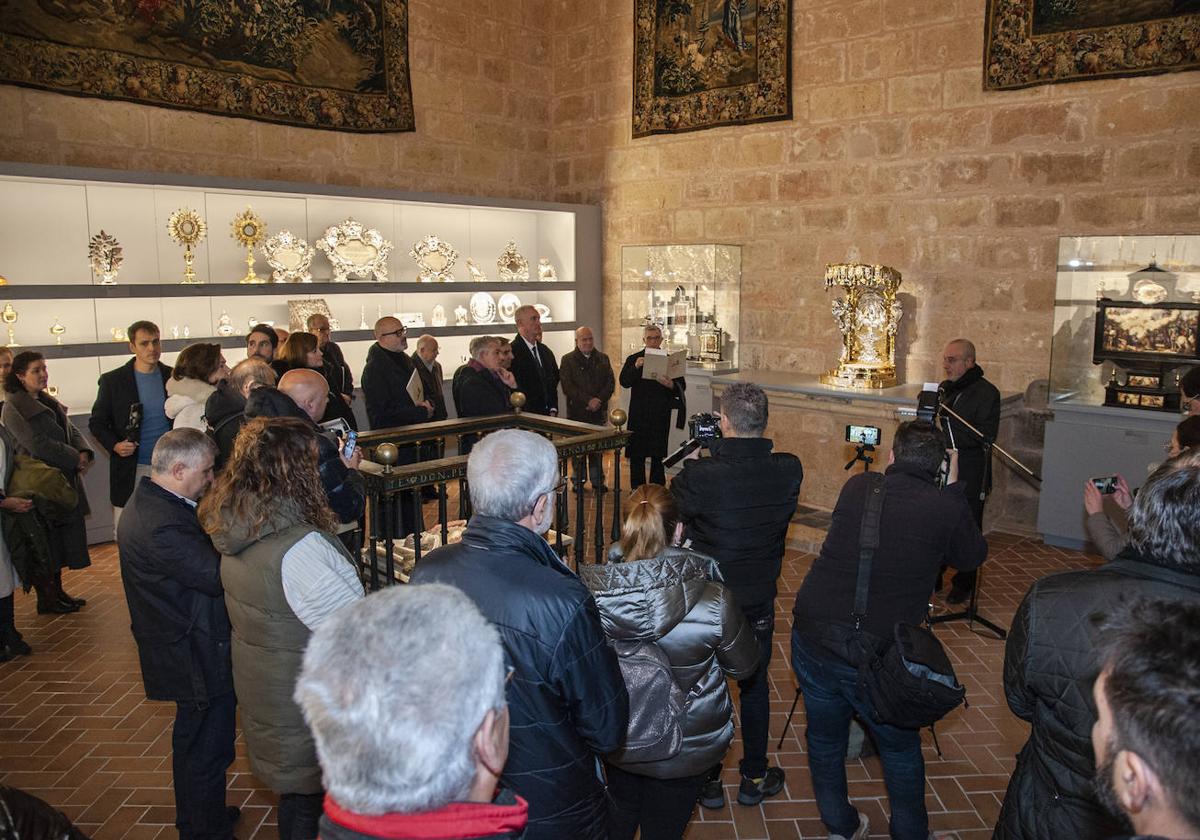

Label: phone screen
[342,430,358,459]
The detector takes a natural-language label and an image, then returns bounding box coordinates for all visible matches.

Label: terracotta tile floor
[0,532,1103,840]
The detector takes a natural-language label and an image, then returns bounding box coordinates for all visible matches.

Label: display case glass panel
[620,244,741,371]
[1049,234,1200,409]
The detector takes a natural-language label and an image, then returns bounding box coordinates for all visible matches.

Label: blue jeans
[790,629,928,840]
[173,692,237,840]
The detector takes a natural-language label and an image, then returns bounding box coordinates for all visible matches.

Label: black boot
[0,596,29,656]
[35,578,78,615]
[54,570,86,608]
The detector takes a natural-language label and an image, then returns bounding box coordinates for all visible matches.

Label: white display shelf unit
[0,164,601,413]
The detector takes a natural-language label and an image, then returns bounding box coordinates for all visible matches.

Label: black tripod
[928,402,1040,639]
[844,442,875,473]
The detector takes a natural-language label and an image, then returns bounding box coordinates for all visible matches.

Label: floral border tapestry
[633,0,792,138]
[984,0,1200,91]
[0,0,414,133]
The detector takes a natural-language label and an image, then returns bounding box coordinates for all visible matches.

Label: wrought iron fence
[356,411,630,590]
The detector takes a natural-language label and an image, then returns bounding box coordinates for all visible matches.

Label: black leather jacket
[994,550,1200,840]
[411,516,628,840]
[0,786,88,840]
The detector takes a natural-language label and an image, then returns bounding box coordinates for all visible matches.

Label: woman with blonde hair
[580,484,759,840]
[200,416,363,840]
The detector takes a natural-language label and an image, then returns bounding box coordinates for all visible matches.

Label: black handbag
[849,473,966,730]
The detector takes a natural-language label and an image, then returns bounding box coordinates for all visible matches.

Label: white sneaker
[829,812,869,840]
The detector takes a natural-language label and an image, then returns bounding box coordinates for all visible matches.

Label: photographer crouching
[671,382,803,808]
[790,421,987,839]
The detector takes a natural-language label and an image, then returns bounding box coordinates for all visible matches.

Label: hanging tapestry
[984,0,1200,90]
[633,0,792,138]
[0,0,414,132]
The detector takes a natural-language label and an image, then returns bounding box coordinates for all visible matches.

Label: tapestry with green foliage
[985,0,1200,90]
[634,0,791,138]
[0,0,414,132]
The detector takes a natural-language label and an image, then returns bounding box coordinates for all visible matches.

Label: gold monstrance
[232,207,267,284]
[821,263,903,389]
[167,208,207,284]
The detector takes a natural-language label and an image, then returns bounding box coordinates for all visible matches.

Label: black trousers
[607,764,707,840]
[950,452,987,592]
[629,456,664,488]
[278,792,324,840]
[172,692,237,840]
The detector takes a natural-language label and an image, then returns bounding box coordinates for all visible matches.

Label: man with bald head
[560,326,614,490]
[360,317,433,537]
[510,305,559,416]
[938,337,1000,604]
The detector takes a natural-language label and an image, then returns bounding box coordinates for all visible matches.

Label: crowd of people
[1,323,1199,840]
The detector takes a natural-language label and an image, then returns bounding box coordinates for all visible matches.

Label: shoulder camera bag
[851,472,966,730]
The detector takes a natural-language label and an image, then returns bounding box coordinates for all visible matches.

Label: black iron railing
[356,411,630,590]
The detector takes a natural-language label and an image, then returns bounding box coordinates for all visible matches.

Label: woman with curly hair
[199,416,363,840]
[166,343,229,431]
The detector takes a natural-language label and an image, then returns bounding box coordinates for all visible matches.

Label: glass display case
[0,167,598,411]
[619,244,741,372]
[1049,234,1200,411]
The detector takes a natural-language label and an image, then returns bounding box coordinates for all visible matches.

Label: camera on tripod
[663,411,723,468]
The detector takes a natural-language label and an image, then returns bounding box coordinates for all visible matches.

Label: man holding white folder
[619,324,686,488]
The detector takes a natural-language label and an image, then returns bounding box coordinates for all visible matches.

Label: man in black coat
[89,320,172,533]
[410,334,447,423]
[453,337,516,456]
[509,305,559,416]
[411,429,628,840]
[117,429,236,840]
[559,326,614,490]
[205,358,276,471]
[791,421,986,840]
[994,461,1200,840]
[671,381,802,809]
[619,324,685,488]
[307,313,358,432]
[938,338,1000,604]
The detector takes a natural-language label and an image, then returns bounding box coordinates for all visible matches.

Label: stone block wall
[0,0,556,200]
[548,0,1200,397]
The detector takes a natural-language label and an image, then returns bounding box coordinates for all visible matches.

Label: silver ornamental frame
[316,219,393,282]
[497,293,522,323]
[409,234,458,283]
[497,241,530,282]
[261,230,316,283]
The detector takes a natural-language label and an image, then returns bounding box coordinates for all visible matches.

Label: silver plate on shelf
[469,292,497,324]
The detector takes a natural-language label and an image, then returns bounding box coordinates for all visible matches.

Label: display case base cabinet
[1037,402,1179,550]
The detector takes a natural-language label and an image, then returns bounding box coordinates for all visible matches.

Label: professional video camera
[663,411,723,468]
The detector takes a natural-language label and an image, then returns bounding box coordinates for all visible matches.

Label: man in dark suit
[559,326,614,490]
[118,429,236,840]
[89,320,173,536]
[360,317,434,537]
[619,324,685,488]
[510,305,559,416]
[411,334,447,423]
[307,313,357,432]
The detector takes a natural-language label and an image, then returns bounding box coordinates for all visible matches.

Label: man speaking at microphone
[938,338,1000,604]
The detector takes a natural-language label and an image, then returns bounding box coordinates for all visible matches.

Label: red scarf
[323,793,528,840]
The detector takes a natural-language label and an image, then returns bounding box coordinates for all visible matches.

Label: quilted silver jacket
[581,546,759,778]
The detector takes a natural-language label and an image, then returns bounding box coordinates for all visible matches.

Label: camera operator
[791,421,987,840]
[671,381,802,809]
[938,338,1000,604]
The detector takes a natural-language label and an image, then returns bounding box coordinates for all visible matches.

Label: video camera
[663,411,723,469]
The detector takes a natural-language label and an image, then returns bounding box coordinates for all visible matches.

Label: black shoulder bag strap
[852,472,886,633]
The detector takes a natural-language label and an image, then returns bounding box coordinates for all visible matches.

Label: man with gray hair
[295,583,527,840]
[117,429,238,840]
[672,380,803,809]
[204,357,275,470]
[412,429,628,840]
[452,337,517,456]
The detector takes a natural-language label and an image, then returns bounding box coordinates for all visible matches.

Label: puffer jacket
[410,515,628,840]
[0,785,88,840]
[580,546,759,779]
[165,376,217,432]
[993,549,1200,840]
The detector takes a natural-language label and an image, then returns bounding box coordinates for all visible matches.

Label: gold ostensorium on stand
[821,263,903,389]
